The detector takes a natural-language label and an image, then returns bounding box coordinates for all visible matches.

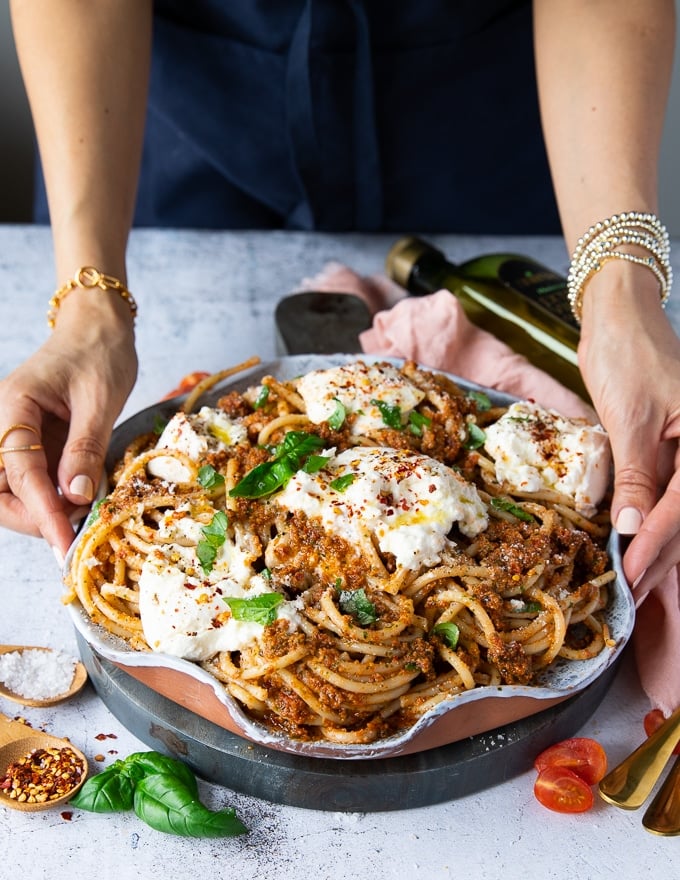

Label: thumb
[609,420,660,538]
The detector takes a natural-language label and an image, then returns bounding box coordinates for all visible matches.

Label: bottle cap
[385,236,441,287]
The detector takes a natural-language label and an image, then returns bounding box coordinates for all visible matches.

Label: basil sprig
[70,751,246,838]
[371,399,433,437]
[253,384,270,409]
[197,511,228,573]
[223,592,284,626]
[467,390,492,411]
[371,398,402,429]
[230,431,326,499]
[338,587,378,626]
[490,497,536,523]
[408,411,432,437]
[464,423,486,450]
[197,464,225,491]
[328,398,346,430]
[433,621,460,650]
[330,473,355,492]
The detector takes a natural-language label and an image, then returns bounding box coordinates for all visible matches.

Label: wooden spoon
[0,645,88,707]
[0,712,88,811]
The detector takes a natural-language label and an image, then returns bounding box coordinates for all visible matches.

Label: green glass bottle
[385,236,588,401]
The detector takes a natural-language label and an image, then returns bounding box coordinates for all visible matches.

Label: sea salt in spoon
[0,645,88,707]
[0,712,88,812]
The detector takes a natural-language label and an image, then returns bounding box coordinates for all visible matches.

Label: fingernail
[52,545,65,568]
[615,506,643,535]
[69,474,95,502]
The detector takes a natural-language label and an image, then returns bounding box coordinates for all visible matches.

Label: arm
[1,0,152,555]
[533,0,679,594]
[11,0,152,280]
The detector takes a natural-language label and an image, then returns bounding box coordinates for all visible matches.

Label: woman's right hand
[0,296,138,560]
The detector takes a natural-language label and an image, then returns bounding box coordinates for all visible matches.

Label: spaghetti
[65,358,616,744]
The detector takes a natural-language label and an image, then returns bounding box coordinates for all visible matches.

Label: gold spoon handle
[599,705,680,809]
[642,755,680,836]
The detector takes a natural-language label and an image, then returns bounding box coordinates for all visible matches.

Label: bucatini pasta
[65,358,617,745]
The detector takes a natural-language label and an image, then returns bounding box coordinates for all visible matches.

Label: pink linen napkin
[300,264,680,717]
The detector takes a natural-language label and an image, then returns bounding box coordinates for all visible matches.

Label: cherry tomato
[534,737,608,786]
[533,766,594,814]
[161,371,210,400]
[644,709,680,755]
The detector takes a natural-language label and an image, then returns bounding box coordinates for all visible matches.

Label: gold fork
[642,755,680,836]
[598,704,680,834]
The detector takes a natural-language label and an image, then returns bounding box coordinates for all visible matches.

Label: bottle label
[497,258,578,327]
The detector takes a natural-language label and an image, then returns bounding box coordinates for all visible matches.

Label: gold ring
[0,424,43,466]
[0,423,40,448]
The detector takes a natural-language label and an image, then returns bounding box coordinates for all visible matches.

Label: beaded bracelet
[567,212,672,323]
[47,266,138,329]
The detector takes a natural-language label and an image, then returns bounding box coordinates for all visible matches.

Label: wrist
[48,267,137,330]
[567,212,672,324]
[579,258,667,345]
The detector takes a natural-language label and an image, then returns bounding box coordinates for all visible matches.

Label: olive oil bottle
[385,236,588,400]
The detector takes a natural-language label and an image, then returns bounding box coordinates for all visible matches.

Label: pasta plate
[64,355,635,760]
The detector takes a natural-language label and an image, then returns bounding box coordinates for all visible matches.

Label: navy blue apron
[35,1,559,234]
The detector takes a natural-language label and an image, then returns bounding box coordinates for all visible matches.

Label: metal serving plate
[64,355,635,760]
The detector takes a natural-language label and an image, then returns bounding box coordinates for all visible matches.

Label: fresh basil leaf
[230,460,286,498]
[153,414,168,435]
[197,465,225,491]
[464,423,486,450]
[338,588,378,626]
[281,431,325,458]
[230,431,326,498]
[303,454,329,474]
[85,497,107,526]
[197,511,228,573]
[197,542,217,573]
[202,510,228,541]
[433,621,460,650]
[328,398,346,431]
[467,390,492,411]
[253,385,270,410]
[330,473,355,492]
[69,762,135,812]
[408,411,432,437]
[370,398,403,429]
[133,773,246,838]
[511,601,542,614]
[123,753,198,797]
[490,497,536,522]
[224,592,284,625]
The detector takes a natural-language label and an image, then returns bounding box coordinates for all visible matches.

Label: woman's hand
[578,265,680,600]
[0,302,137,559]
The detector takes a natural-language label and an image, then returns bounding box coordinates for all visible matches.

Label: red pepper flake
[0,747,85,804]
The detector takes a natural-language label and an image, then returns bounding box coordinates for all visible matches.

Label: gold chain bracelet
[567,212,672,323]
[47,266,138,329]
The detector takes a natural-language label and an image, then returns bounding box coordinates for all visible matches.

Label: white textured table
[1,225,678,879]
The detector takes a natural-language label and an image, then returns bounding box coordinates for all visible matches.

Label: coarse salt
[0,650,77,700]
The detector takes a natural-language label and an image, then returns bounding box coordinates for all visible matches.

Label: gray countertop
[1,224,678,879]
